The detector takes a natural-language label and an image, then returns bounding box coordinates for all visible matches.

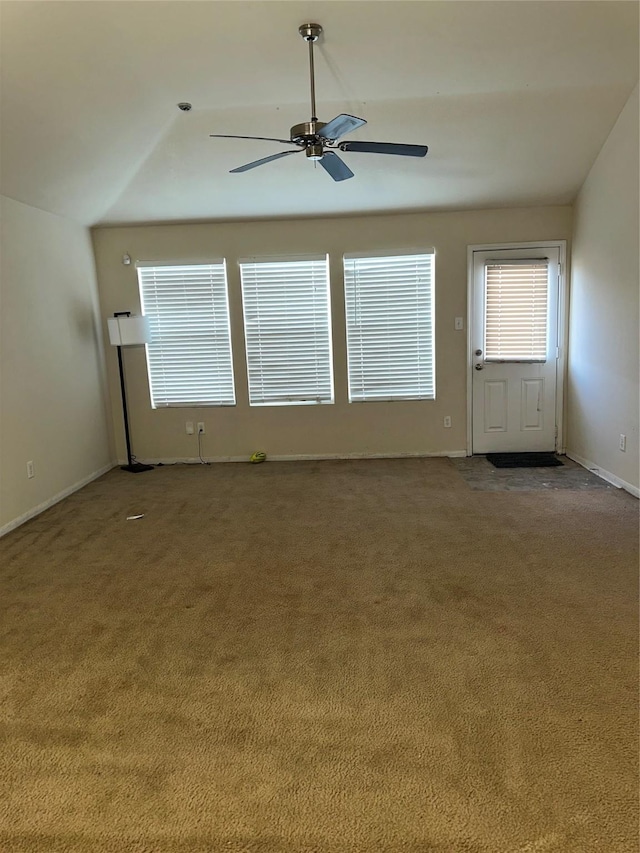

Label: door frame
[466,240,568,456]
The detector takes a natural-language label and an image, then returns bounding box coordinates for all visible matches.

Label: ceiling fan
[210,23,428,182]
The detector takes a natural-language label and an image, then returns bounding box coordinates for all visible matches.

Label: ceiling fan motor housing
[290,121,327,144]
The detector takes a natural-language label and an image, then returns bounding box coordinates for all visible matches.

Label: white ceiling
[1,1,637,227]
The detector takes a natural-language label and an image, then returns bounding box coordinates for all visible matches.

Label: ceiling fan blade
[211,134,295,145]
[230,150,302,173]
[318,114,367,141]
[339,141,428,157]
[319,151,354,182]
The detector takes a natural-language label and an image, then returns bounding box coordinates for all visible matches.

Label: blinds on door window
[239,255,334,406]
[137,262,235,408]
[343,251,435,402]
[484,260,549,361]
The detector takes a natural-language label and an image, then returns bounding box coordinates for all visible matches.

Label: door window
[484,260,549,362]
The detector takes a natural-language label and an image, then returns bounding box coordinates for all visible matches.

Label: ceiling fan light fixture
[306,144,324,161]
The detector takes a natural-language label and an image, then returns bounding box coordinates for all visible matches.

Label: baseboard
[258,450,469,462]
[139,450,469,466]
[0,462,114,538]
[566,451,639,498]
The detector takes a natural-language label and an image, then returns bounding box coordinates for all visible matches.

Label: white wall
[0,196,113,534]
[567,85,639,494]
[92,205,572,463]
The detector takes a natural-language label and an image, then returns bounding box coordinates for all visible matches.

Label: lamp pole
[114,311,153,473]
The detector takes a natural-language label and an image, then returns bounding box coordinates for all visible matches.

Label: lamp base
[121,462,154,473]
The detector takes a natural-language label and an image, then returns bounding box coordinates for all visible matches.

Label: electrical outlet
[619,434,626,452]
[26,460,35,479]
[444,416,452,428]
[197,422,205,434]
[186,422,194,435]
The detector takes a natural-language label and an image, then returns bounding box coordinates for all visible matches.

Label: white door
[471,246,561,454]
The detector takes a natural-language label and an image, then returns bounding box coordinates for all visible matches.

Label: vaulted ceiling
[1,1,637,226]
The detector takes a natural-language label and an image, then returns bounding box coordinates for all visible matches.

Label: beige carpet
[0,458,637,852]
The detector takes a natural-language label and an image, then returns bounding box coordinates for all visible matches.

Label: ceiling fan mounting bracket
[298,23,322,42]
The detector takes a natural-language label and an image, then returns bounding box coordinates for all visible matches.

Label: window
[343,251,435,402]
[137,262,235,408]
[484,260,549,361]
[240,255,333,406]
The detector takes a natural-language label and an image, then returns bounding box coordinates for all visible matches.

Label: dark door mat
[486,452,563,468]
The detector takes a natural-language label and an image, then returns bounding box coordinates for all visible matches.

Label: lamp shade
[108,315,151,346]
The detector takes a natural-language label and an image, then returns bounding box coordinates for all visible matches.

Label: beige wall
[0,196,113,533]
[92,206,571,463]
[567,85,639,493]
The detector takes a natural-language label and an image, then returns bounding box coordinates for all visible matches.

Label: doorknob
[475,349,482,356]
[475,363,483,370]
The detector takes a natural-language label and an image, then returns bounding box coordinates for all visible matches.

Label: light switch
[454,317,464,331]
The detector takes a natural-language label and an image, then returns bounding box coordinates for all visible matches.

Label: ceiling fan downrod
[298,23,322,123]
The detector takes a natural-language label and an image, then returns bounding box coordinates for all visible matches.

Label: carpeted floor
[0,458,637,852]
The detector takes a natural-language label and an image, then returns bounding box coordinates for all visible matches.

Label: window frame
[239,254,335,407]
[483,258,550,363]
[343,249,436,403]
[137,260,236,409]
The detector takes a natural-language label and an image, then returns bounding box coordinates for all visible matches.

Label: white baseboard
[138,450,469,466]
[566,451,639,498]
[0,462,114,538]
[258,450,469,462]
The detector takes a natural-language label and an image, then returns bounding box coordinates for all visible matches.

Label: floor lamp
[107,312,154,473]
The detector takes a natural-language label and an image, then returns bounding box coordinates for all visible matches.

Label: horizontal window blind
[484,260,549,361]
[137,263,235,408]
[240,256,333,406]
[344,252,435,402]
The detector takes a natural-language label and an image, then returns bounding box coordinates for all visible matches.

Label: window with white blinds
[484,260,549,361]
[343,251,435,402]
[239,255,334,406]
[137,262,235,408]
